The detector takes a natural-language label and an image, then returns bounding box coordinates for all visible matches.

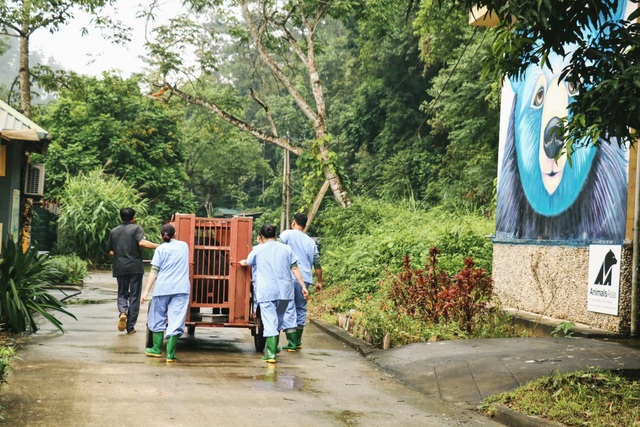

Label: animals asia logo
[587,245,621,315]
[495,1,632,243]
[594,250,618,287]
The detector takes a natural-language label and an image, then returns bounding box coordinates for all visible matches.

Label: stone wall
[492,243,633,334]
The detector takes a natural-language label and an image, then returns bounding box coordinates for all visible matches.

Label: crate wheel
[145,325,153,348]
[187,325,195,335]
[254,309,266,352]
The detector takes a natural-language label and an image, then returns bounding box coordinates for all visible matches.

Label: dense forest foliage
[1,0,500,223]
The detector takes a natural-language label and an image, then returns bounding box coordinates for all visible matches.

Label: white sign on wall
[10,189,20,243]
[587,245,621,315]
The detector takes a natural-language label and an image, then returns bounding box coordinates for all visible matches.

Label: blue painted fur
[495,1,629,243]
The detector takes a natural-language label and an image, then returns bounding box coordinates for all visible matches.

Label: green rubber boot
[282,330,298,352]
[262,336,278,363]
[145,331,164,357]
[166,335,179,363]
[296,327,304,349]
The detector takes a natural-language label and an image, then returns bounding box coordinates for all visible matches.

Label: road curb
[493,406,564,427]
[309,318,377,356]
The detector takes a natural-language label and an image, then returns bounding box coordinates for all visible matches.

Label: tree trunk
[280,149,290,232]
[305,180,330,232]
[240,1,351,208]
[19,17,31,118]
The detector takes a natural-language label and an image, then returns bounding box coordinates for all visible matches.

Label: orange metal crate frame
[170,214,255,329]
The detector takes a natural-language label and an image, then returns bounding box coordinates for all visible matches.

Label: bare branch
[240,1,321,129]
[158,84,303,156]
[250,88,279,137]
[272,19,308,66]
[30,6,74,36]
[311,2,328,34]
[0,22,22,36]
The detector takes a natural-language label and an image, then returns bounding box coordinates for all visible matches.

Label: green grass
[482,370,640,426]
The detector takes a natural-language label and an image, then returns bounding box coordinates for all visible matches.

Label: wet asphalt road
[0,272,500,427]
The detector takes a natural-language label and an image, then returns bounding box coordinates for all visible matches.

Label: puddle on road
[94,345,141,355]
[63,285,118,305]
[179,338,247,356]
[325,410,362,426]
[66,299,112,305]
[224,369,320,394]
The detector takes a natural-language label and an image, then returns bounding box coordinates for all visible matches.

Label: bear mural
[495,1,630,244]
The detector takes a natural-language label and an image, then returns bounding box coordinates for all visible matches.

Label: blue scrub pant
[260,299,296,337]
[117,273,143,332]
[147,293,190,337]
[293,281,312,327]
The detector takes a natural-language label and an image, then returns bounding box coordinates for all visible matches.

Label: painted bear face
[507,1,629,218]
[510,51,597,217]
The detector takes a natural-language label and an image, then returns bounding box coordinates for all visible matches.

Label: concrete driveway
[0,271,500,427]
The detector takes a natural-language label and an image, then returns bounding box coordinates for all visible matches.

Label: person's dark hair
[293,212,308,228]
[120,207,135,222]
[161,224,176,242]
[258,223,277,239]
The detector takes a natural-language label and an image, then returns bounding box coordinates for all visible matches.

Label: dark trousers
[116,273,143,332]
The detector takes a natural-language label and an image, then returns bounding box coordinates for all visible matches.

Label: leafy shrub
[342,248,513,348]
[48,255,88,285]
[0,237,77,333]
[0,345,15,384]
[346,292,495,347]
[350,292,428,346]
[551,321,576,337]
[390,248,497,335]
[316,197,494,310]
[57,168,161,267]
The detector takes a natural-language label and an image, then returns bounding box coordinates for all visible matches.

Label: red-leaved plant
[389,247,495,334]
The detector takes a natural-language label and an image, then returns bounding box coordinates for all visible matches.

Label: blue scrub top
[246,241,299,303]
[279,229,317,283]
[150,239,190,296]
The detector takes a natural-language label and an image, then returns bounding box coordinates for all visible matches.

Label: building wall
[491,1,638,334]
[0,141,24,245]
[493,244,633,334]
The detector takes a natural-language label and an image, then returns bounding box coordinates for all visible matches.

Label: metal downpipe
[631,146,639,336]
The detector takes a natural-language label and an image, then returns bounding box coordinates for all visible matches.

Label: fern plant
[48,255,88,285]
[57,167,160,267]
[0,345,15,384]
[0,237,77,333]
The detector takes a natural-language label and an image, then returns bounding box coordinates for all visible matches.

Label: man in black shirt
[107,207,159,334]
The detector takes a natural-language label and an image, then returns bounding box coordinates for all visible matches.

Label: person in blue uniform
[250,234,264,316]
[279,212,323,350]
[141,223,190,363]
[239,224,308,363]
